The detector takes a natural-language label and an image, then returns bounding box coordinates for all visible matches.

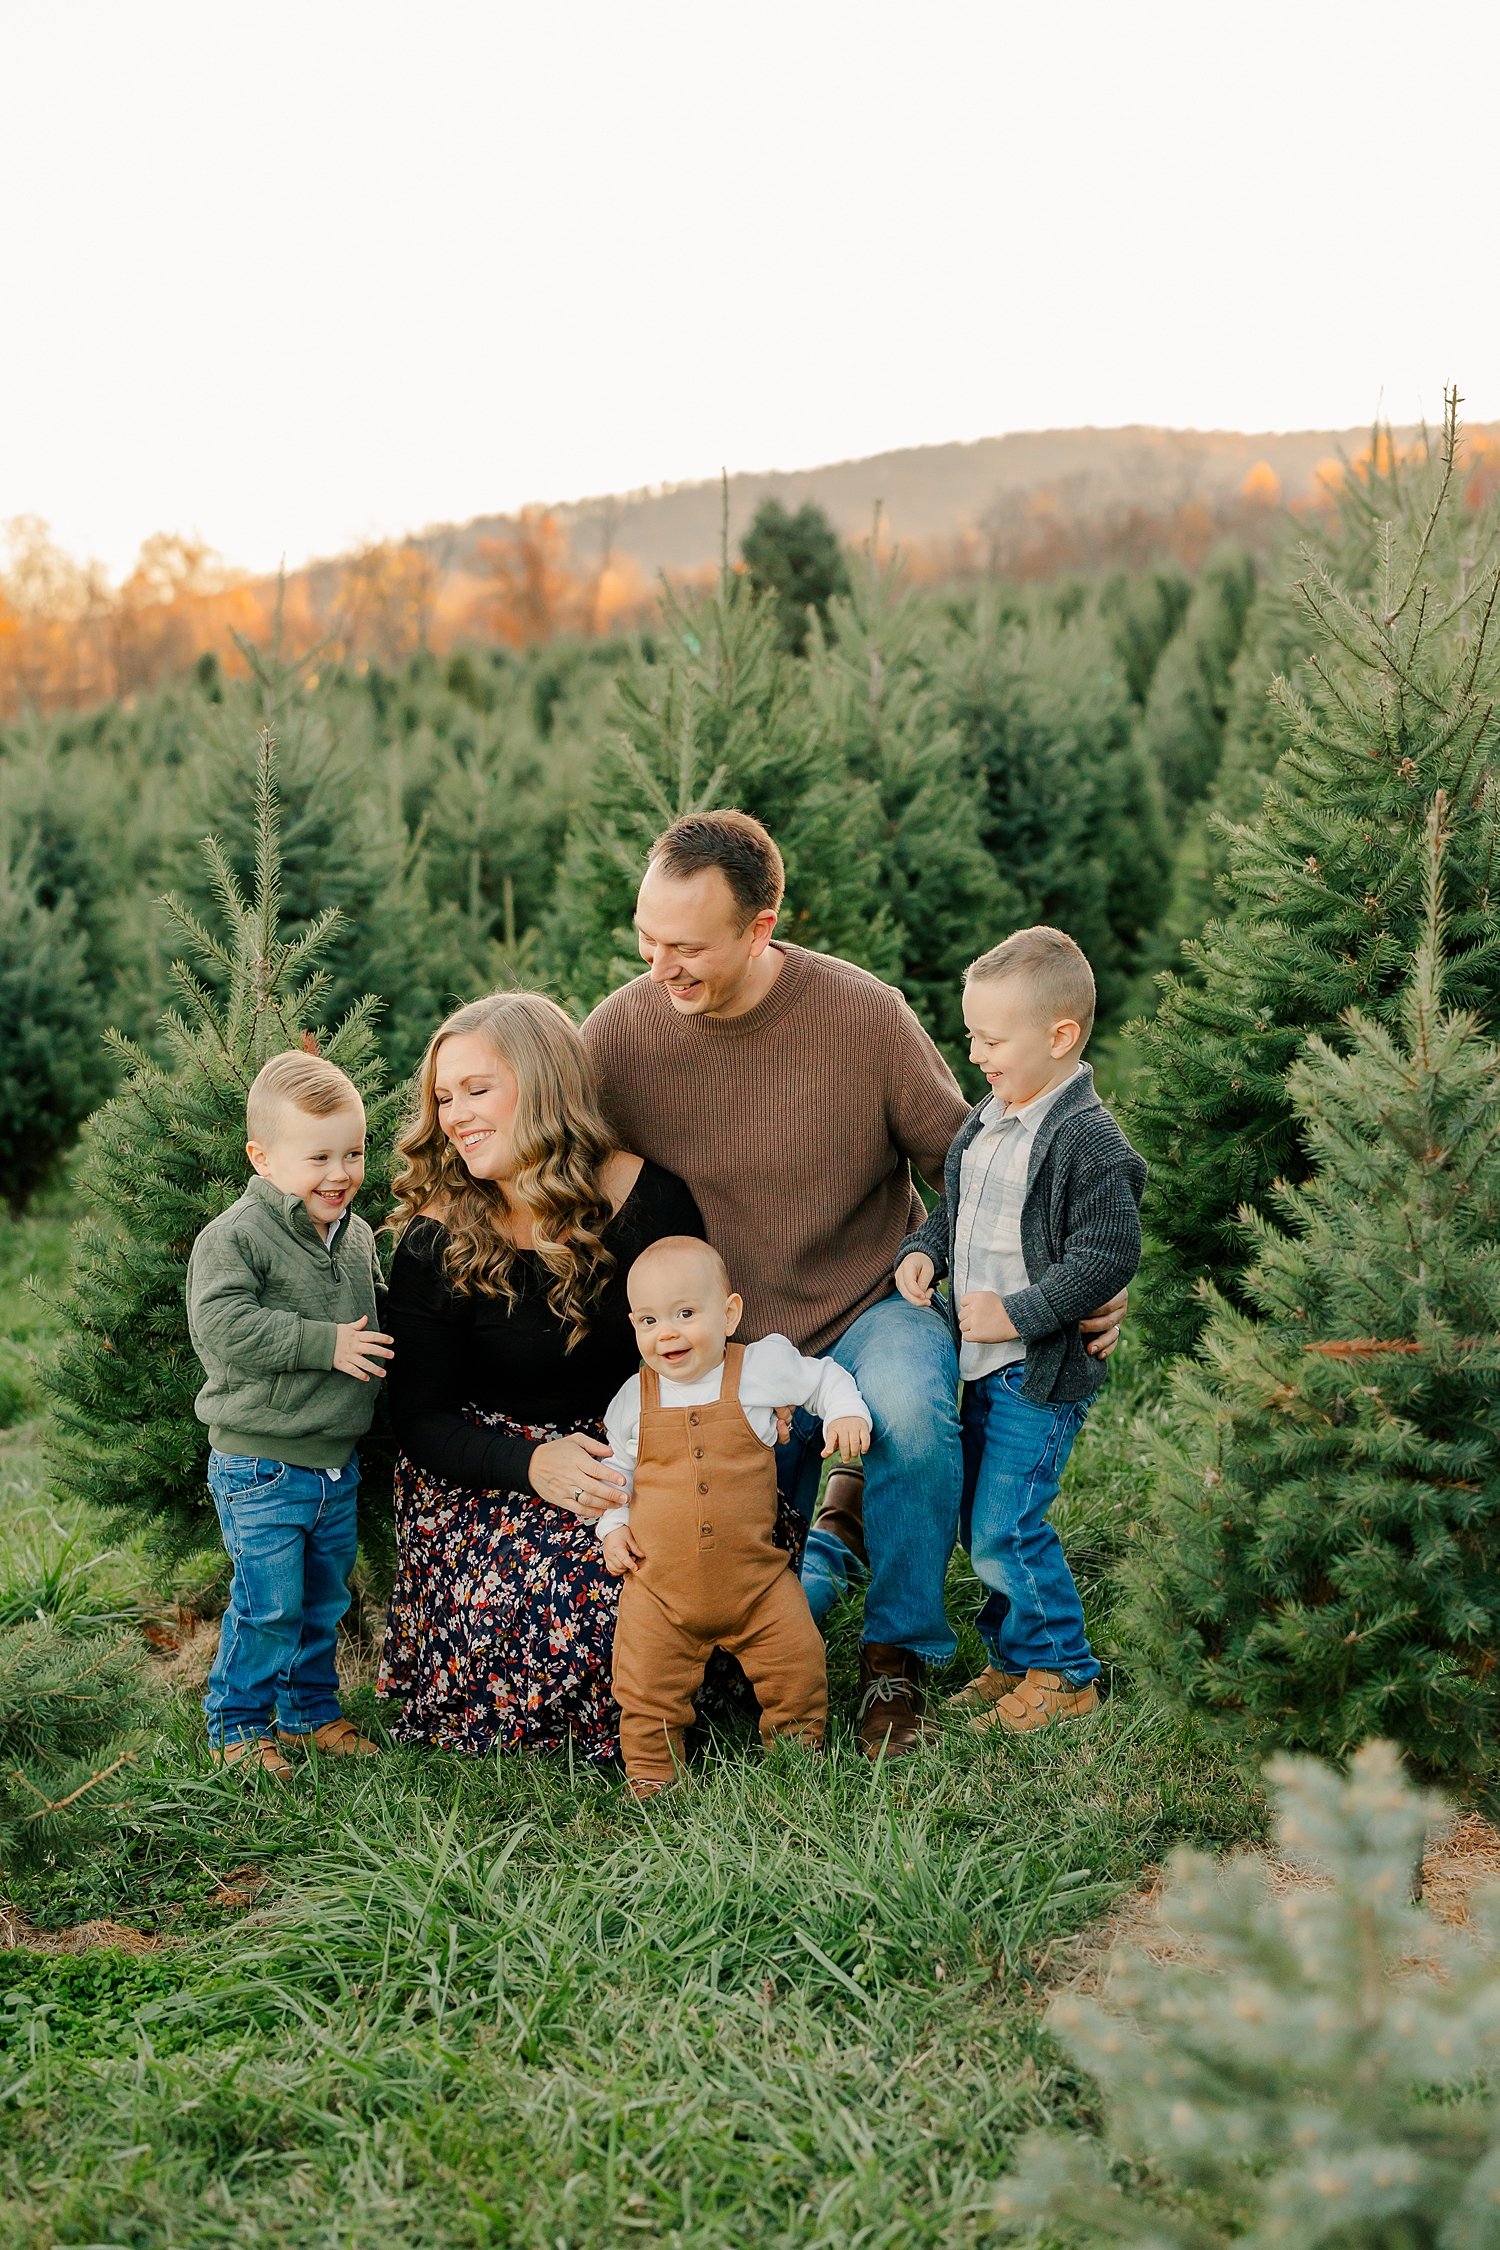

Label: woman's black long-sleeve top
[385,1161,705,1494]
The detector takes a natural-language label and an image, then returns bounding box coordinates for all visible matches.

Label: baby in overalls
[598,1235,872,1796]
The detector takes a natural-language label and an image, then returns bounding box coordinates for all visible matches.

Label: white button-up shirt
[952,1068,1083,1383]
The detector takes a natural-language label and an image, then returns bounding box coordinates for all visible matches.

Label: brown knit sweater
[580,945,969,1352]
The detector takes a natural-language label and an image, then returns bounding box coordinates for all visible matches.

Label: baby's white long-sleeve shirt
[596,1334,870,1540]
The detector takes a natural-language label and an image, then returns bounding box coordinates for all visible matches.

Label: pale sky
[5,0,1496,581]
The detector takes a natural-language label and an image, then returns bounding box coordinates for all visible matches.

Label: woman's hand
[528,1433,627,1519]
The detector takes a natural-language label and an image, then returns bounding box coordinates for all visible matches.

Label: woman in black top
[379,990,703,1761]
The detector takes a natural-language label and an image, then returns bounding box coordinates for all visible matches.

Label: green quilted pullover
[186,1175,384,1471]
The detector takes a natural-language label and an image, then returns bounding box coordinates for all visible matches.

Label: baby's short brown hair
[246,1050,363,1147]
[966,926,1096,1045]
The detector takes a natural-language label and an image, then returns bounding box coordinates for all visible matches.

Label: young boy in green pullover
[186,1050,393,1778]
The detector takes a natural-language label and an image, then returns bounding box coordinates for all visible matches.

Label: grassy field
[0,1207,1262,2249]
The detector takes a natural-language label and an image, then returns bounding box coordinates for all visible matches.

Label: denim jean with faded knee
[204,1450,358,1747]
[959,1365,1096,1687]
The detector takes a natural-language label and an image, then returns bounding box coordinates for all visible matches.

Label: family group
[184,810,1146,1795]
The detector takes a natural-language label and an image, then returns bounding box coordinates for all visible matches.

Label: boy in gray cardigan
[895,927,1145,1736]
[186,1051,392,1777]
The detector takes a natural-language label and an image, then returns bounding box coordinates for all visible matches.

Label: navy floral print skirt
[379,1410,621,1763]
[378,1406,811,1764]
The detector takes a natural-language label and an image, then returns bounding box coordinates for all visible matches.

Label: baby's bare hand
[601,1526,642,1577]
[821,1415,872,1465]
[333,1315,395,1382]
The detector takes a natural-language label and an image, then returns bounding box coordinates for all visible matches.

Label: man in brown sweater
[580,809,1124,1755]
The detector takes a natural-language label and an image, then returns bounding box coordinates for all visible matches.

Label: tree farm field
[0,1198,1260,2248]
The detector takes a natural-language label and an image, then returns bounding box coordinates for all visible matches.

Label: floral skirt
[378,1411,621,1763]
[378,1407,811,1764]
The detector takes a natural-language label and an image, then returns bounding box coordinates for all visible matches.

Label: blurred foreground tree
[996,1743,1500,2248]
[0,1624,153,1870]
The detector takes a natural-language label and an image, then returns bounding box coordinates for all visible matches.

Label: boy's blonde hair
[966,926,1096,1044]
[247,1050,363,1147]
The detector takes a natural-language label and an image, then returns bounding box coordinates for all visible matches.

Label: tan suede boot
[211,1737,296,1780]
[276,1718,380,1757]
[945,1665,1023,1714]
[971,1669,1099,1735]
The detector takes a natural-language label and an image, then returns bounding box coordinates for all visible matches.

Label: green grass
[0,1207,1262,2249]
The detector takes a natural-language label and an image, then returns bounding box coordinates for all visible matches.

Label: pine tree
[940,588,1172,1029]
[1121,803,1500,1784]
[1126,393,1500,1357]
[996,1742,1500,2249]
[1098,563,1193,706]
[802,555,1020,1058]
[1133,545,1257,827]
[40,732,395,1553]
[541,565,898,1010]
[0,842,109,1212]
[0,1624,153,1868]
[740,498,851,656]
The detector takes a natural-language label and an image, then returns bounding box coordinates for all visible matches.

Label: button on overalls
[611,1341,828,1786]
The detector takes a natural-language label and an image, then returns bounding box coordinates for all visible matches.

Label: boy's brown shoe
[972,1670,1099,1736]
[212,1737,296,1780]
[627,1776,678,1801]
[277,1718,380,1757]
[945,1666,1023,1713]
[857,1644,935,1760]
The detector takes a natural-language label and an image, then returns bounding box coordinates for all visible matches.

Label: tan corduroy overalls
[611,1342,828,1786]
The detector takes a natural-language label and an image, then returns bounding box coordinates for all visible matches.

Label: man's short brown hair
[647,809,785,925]
[966,926,1096,1044]
[246,1050,363,1147]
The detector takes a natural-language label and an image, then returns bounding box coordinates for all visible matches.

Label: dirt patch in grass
[1057,1809,1500,1996]
[0,1902,166,1954]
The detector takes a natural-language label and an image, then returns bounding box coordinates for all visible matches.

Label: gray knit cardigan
[896,1064,1147,1406]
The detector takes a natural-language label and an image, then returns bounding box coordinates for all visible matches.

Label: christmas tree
[740,497,851,655]
[542,560,897,1009]
[1132,545,1257,829]
[803,552,1020,1058]
[0,842,108,1212]
[996,1742,1500,2249]
[0,1624,153,1868]
[1126,393,1500,1356]
[1121,802,1500,1786]
[41,731,395,1554]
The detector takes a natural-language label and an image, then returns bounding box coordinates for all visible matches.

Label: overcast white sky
[4,0,1495,580]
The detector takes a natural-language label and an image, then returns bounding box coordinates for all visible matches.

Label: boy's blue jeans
[777,1293,961,1665]
[960,1365,1097,1686]
[204,1451,359,1748]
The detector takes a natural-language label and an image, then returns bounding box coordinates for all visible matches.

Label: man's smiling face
[634,862,777,1017]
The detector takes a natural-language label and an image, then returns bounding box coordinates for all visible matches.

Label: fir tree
[0,1624,153,1869]
[740,498,851,656]
[996,1742,1500,2250]
[1122,803,1500,1785]
[1133,545,1257,827]
[1098,563,1194,706]
[804,553,1020,1058]
[941,589,1172,1029]
[541,565,897,1009]
[1126,393,1500,1357]
[0,842,108,1212]
[40,732,395,1553]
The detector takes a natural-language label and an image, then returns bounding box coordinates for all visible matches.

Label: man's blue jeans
[960,1365,1097,1686]
[204,1451,359,1747]
[776,1293,961,1665]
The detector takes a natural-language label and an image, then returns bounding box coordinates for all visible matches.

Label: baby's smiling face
[628,1245,743,1386]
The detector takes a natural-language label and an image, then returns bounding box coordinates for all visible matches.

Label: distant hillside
[418,421,1469,581]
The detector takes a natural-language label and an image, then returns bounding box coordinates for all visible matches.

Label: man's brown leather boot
[857,1643,933,1760]
[814,1469,868,1570]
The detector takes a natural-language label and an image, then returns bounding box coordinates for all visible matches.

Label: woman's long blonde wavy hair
[390,992,619,1349]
